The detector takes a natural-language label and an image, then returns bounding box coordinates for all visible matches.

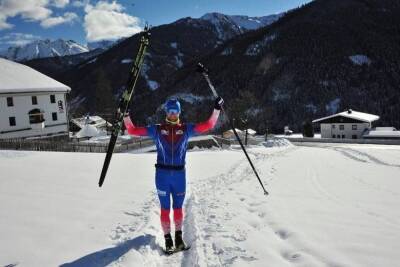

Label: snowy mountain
[0,39,89,61]
[87,40,117,51]
[200,12,282,39]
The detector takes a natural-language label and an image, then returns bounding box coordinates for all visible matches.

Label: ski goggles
[166,109,180,115]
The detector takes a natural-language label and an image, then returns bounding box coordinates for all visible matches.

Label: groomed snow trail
[1,143,400,267]
[107,144,400,267]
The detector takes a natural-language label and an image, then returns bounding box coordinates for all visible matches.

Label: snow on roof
[312,109,379,123]
[0,58,71,94]
[71,115,108,128]
[75,124,100,138]
[246,129,257,135]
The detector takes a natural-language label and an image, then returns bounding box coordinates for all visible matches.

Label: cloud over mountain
[83,1,142,42]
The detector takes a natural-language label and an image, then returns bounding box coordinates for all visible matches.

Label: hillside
[23,1,400,133]
[161,0,400,133]
[23,13,281,122]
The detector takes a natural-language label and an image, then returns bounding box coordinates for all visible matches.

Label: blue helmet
[164,98,181,114]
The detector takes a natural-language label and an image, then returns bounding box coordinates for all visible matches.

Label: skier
[123,97,224,253]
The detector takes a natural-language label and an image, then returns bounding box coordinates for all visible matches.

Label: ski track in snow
[105,148,278,266]
[300,143,400,168]
[332,147,400,168]
[2,143,400,267]
[107,145,346,267]
[52,144,399,267]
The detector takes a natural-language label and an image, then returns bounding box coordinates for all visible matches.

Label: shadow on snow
[60,234,158,267]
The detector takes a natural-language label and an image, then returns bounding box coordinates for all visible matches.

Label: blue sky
[0,0,312,50]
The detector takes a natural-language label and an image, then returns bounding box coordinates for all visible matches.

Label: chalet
[0,58,71,139]
[312,109,379,139]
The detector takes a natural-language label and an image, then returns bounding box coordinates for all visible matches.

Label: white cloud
[0,0,76,30]
[51,0,70,8]
[0,0,52,22]
[40,12,78,28]
[83,1,142,42]
[0,14,13,30]
[0,33,41,46]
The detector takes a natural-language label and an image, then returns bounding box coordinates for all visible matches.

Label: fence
[0,137,154,153]
[286,137,400,146]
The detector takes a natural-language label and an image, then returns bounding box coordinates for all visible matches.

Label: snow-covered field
[1,141,400,267]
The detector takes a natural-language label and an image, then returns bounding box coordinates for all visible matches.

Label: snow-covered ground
[1,141,400,267]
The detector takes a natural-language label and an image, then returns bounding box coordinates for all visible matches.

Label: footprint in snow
[275,229,291,240]
[282,251,302,262]
[124,211,141,217]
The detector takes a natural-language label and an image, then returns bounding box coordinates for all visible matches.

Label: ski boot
[164,233,174,254]
[174,230,186,251]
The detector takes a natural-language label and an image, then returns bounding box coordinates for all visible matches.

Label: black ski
[98,26,151,187]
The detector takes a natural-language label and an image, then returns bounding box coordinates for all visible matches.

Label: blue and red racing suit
[124,109,220,234]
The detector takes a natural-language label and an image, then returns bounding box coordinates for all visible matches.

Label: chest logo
[161,129,169,135]
[176,130,184,135]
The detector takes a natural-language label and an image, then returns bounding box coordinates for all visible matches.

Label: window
[337,135,341,139]
[332,124,336,129]
[50,95,56,103]
[352,135,357,139]
[32,96,38,105]
[58,100,64,113]
[339,125,344,130]
[9,117,16,126]
[7,97,13,107]
[342,135,345,139]
[28,109,45,124]
[352,125,357,130]
[52,112,58,121]
[332,134,336,138]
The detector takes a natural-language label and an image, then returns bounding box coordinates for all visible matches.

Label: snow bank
[263,137,293,147]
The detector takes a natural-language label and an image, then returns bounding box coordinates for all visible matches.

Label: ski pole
[196,63,269,196]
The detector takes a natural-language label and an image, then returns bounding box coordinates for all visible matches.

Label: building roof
[312,109,379,123]
[246,129,257,135]
[75,124,100,138]
[71,115,109,129]
[0,58,71,94]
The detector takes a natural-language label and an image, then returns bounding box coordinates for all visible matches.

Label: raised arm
[193,97,224,134]
[123,115,149,136]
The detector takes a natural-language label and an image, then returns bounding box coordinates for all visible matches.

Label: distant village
[1,58,400,150]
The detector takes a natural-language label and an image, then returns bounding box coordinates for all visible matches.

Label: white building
[0,58,71,139]
[312,109,379,139]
